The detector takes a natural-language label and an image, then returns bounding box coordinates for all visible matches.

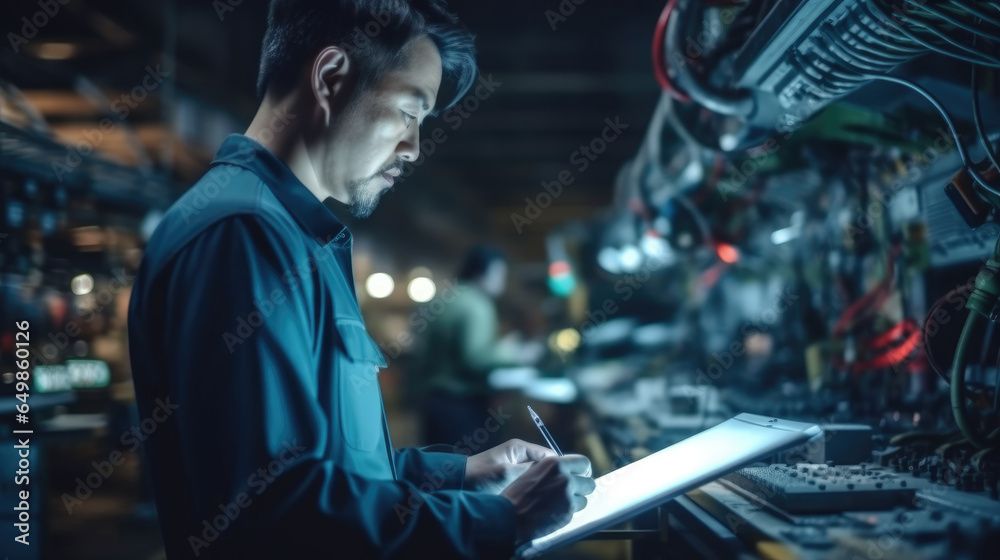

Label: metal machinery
[545,1,1000,558]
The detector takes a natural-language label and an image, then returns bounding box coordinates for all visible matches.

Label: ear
[310,46,352,126]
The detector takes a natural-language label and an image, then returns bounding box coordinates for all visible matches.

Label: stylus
[527,405,564,456]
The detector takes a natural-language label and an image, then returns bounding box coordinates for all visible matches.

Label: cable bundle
[869,0,1000,66]
[785,0,1000,195]
[791,0,1000,104]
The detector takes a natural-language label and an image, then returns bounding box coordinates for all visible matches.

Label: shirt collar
[209,133,351,248]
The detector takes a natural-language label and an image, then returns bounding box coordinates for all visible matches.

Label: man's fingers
[556,454,592,477]
[507,461,533,479]
[570,494,588,512]
[545,511,573,534]
[514,439,559,463]
[570,473,597,496]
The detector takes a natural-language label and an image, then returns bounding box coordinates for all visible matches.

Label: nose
[397,125,420,162]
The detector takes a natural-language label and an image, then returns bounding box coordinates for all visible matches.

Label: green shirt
[417,281,520,397]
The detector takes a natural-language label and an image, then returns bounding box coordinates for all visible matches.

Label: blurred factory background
[2,0,1000,559]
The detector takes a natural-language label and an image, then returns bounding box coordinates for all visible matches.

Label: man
[127,1,594,559]
[418,245,542,447]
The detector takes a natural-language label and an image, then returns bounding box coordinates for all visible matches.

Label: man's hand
[464,438,562,494]
[499,455,596,545]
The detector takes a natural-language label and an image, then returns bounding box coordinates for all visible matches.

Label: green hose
[952,235,1000,450]
[951,312,990,448]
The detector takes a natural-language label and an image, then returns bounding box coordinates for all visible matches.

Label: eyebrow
[410,87,433,113]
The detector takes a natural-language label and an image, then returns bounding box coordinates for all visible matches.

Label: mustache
[375,159,405,177]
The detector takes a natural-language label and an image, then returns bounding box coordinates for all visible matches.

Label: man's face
[482,260,507,297]
[320,36,442,218]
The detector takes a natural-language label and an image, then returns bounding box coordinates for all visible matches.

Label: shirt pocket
[334,317,388,452]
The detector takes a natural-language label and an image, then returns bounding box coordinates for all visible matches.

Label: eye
[401,111,416,128]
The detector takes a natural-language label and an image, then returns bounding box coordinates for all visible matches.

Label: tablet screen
[519,413,821,558]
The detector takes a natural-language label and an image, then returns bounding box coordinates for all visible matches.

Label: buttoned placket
[324,229,398,479]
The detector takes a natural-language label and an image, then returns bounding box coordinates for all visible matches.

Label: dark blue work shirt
[127,134,516,559]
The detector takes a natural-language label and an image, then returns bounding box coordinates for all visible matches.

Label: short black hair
[457,244,506,281]
[257,0,477,115]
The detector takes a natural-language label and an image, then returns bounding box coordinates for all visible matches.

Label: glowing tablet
[518,413,821,558]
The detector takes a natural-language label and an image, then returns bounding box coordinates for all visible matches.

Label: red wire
[832,284,890,339]
[652,0,692,102]
[832,246,901,338]
[866,318,915,349]
[652,0,746,101]
[851,319,922,373]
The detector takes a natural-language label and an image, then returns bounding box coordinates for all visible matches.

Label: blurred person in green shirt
[415,245,540,450]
